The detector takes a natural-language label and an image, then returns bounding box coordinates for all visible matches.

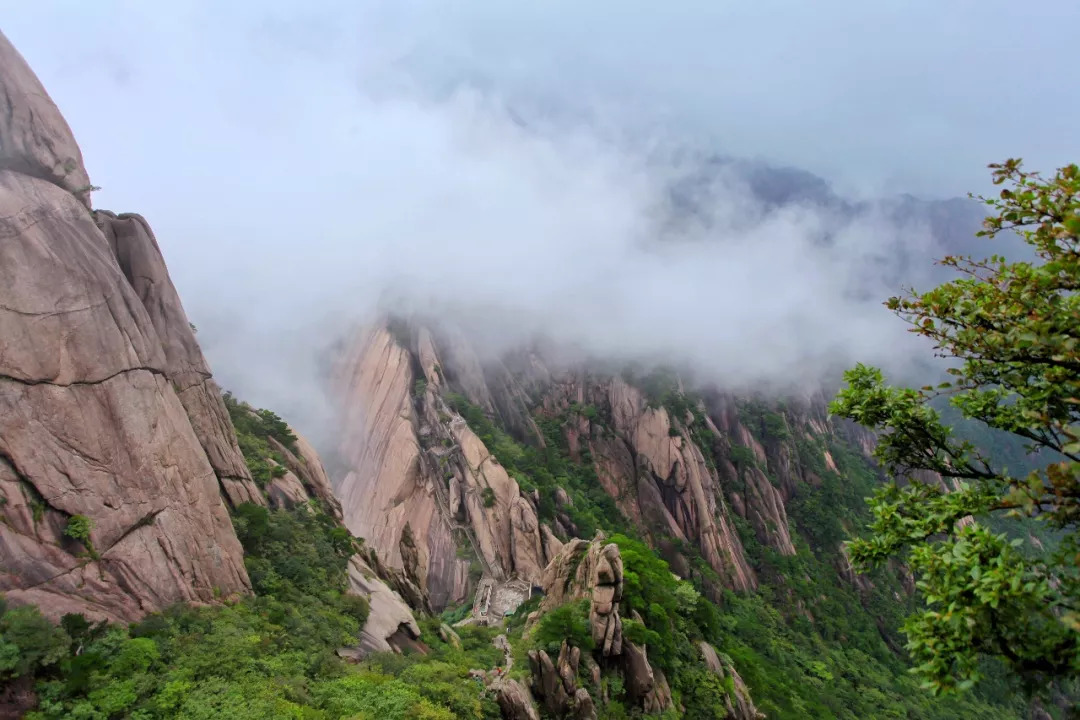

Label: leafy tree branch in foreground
[831,159,1080,696]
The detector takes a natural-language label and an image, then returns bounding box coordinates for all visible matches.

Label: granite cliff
[0,31,418,660]
[0,30,254,623]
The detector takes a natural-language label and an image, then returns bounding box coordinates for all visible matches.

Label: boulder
[345,554,421,655]
[496,679,540,720]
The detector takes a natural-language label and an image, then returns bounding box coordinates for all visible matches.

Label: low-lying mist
[5,2,1049,442]
[183,88,953,439]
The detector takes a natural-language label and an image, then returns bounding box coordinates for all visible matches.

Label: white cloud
[3,1,1063,437]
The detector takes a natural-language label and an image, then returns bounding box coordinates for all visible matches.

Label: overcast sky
[8,1,1076,197]
[4,2,1077,434]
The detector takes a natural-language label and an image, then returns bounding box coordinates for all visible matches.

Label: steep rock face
[541,374,758,591]
[335,323,558,610]
[496,679,540,720]
[0,32,250,622]
[290,430,343,519]
[95,211,263,507]
[622,640,673,714]
[336,325,461,605]
[225,401,424,656]
[699,395,798,556]
[429,325,545,447]
[332,319,917,604]
[534,538,676,716]
[267,429,342,520]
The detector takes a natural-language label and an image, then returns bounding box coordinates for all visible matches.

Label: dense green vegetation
[223,391,299,486]
[603,530,1022,720]
[446,391,626,537]
[0,495,497,719]
[447,373,1033,717]
[831,160,1080,701]
[1,501,477,719]
[0,394,504,720]
[1,339,1050,720]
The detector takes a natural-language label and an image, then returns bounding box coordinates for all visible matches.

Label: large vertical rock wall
[334,324,561,610]
[540,372,759,591]
[0,31,251,622]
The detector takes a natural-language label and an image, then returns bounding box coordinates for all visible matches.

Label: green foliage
[481,486,496,508]
[0,604,69,681]
[611,534,701,671]
[620,617,661,648]
[831,160,1080,695]
[787,439,878,553]
[531,599,594,655]
[676,666,734,720]
[310,672,454,720]
[439,601,472,626]
[740,400,791,441]
[728,444,758,471]
[1,356,1044,720]
[637,368,695,420]
[607,441,1025,720]
[5,502,493,719]
[223,391,299,486]
[446,392,626,537]
[3,392,507,720]
[233,503,361,612]
[63,514,97,558]
[703,588,1022,720]
[63,515,92,545]
[338,594,371,628]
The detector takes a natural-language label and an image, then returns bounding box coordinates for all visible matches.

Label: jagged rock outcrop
[336,325,467,608]
[531,538,680,717]
[252,430,424,656]
[539,537,624,656]
[496,679,540,720]
[332,320,805,599]
[622,641,673,713]
[541,374,758,591]
[527,641,598,720]
[334,323,559,610]
[332,317,924,610]
[699,642,765,720]
[344,554,422,655]
[0,31,250,622]
[266,428,342,519]
[700,396,797,556]
[836,543,875,595]
[266,467,309,510]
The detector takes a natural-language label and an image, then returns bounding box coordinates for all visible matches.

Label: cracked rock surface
[0,30,250,622]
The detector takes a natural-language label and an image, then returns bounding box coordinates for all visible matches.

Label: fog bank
[4,2,1068,436]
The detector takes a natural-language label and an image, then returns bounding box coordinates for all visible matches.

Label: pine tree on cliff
[832,160,1080,696]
